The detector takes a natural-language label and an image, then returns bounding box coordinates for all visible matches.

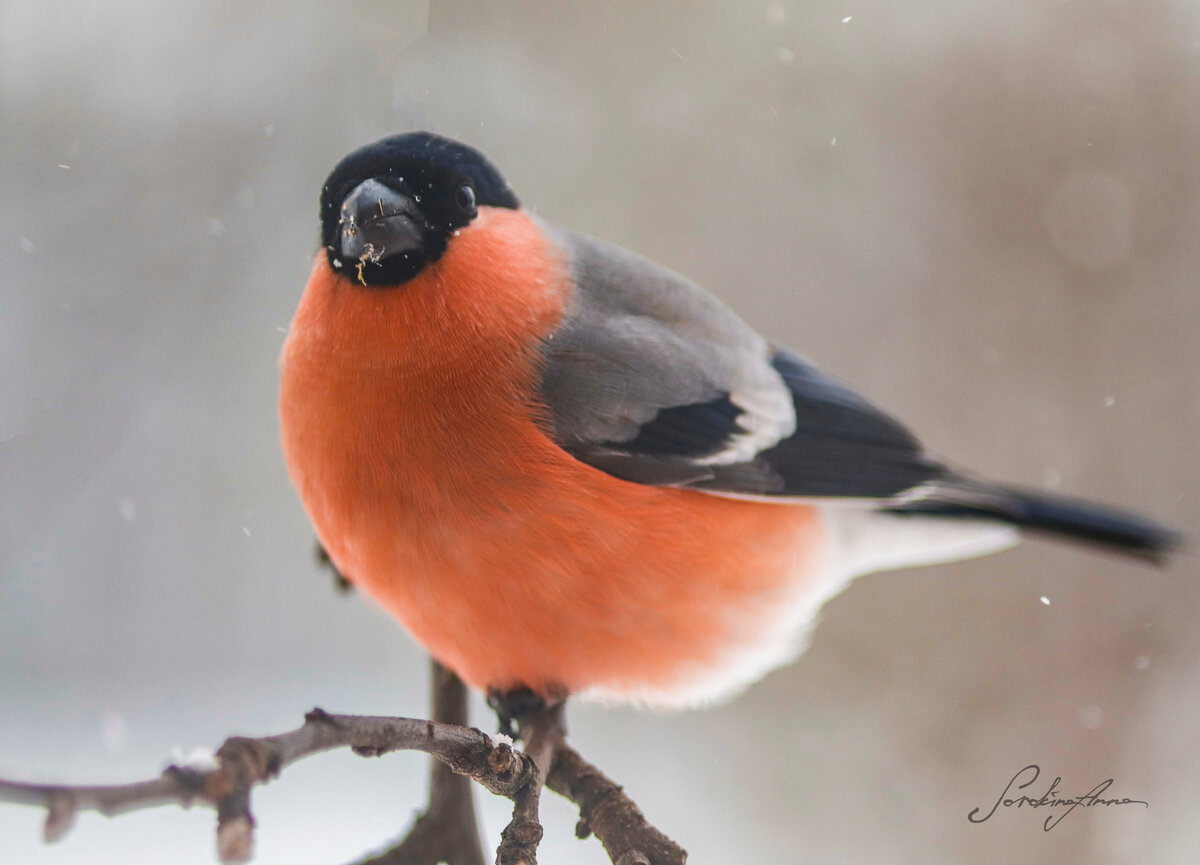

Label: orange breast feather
[279,208,825,702]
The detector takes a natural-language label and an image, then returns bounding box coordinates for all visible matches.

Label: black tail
[886,479,1183,564]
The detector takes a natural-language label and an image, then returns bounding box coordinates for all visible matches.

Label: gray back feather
[539,224,795,455]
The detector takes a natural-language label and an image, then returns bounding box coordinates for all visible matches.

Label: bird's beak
[339,178,423,264]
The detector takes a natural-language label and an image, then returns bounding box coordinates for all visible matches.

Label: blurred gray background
[2,1,1197,862]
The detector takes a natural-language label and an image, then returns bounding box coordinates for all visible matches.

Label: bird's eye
[455,184,476,213]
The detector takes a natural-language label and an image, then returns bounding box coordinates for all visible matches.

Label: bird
[279,131,1179,710]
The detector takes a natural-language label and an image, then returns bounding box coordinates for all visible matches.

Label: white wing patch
[695,373,797,465]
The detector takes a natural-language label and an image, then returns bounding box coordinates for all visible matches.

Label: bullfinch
[279,132,1179,709]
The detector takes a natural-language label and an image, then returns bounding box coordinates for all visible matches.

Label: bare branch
[496,702,565,865]
[548,744,687,865]
[353,660,487,865]
[0,709,533,863]
[0,690,685,864]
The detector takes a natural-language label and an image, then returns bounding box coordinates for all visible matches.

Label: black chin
[332,246,432,287]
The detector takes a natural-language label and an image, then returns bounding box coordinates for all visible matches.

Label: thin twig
[496,702,565,865]
[354,660,487,865]
[547,744,687,865]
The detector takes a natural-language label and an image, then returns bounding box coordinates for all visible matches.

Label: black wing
[689,349,948,498]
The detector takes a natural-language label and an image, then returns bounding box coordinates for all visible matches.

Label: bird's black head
[319,132,519,287]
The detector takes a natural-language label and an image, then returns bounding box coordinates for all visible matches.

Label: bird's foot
[487,686,557,740]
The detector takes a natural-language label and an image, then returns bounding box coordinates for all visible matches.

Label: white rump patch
[818,506,1019,578]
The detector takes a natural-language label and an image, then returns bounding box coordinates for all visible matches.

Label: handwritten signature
[968,764,1148,831]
